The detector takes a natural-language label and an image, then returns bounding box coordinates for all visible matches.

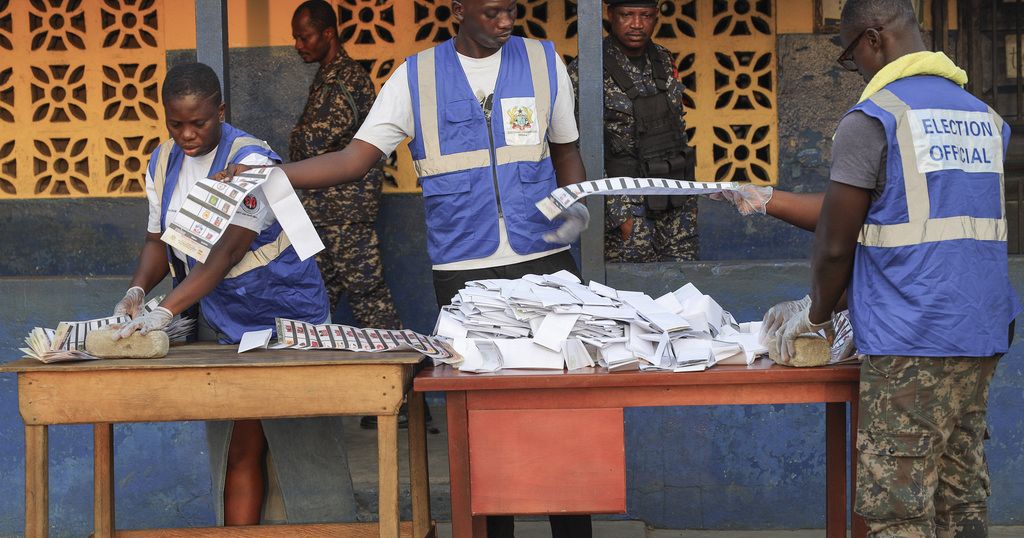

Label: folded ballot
[432,272,767,373]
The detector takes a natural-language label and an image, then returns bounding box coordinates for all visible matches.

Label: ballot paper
[273,318,459,362]
[161,167,324,263]
[433,275,767,373]
[536,177,739,220]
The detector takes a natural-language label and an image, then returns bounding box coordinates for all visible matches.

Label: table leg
[825,402,847,538]
[446,392,481,537]
[851,396,868,538]
[25,424,48,538]
[378,414,400,538]
[94,423,115,537]
[408,392,431,537]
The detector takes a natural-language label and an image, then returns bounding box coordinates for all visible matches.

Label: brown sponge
[767,334,830,367]
[85,329,169,359]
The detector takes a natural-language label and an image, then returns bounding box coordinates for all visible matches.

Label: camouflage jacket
[290,48,383,225]
[567,37,691,230]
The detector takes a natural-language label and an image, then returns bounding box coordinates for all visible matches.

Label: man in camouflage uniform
[567,0,698,263]
[290,0,401,330]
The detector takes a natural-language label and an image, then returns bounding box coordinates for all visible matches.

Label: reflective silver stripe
[413,150,491,177]
[225,232,292,278]
[859,216,1006,247]
[857,90,1007,247]
[151,139,176,208]
[870,90,930,221]
[988,105,1007,215]
[413,39,553,176]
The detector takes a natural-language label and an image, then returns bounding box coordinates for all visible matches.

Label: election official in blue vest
[112,63,359,528]
[759,1,1021,536]
[216,1,593,536]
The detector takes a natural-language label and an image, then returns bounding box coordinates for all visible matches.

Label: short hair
[840,0,917,30]
[162,62,222,104]
[294,0,337,32]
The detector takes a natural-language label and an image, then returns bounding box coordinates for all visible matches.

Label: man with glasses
[719,1,1018,535]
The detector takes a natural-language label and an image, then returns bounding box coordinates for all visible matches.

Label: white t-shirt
[354,45,578,271]
[145,148,276,264]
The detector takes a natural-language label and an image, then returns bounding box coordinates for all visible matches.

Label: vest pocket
[517,161,558,225]
[854,431,935,522]
[421,173,476,251]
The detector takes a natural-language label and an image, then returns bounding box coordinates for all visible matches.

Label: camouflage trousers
[315,223,402,329]
[856,355,1001,538]
[605,197,698,262]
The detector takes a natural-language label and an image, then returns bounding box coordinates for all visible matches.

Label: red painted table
[415,359,868,538]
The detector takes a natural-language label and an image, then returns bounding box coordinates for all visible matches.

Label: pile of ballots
[21,298,194,363]
[432,271,767,373]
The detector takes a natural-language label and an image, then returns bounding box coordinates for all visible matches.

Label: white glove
[709,184,773,215]
[772,307,832,365]
[543,202,590,244]
[759,294,811,344]
[114,286,146,319]
[114,306,173,340]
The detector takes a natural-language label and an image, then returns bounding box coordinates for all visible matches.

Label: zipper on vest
[483,94,503,218]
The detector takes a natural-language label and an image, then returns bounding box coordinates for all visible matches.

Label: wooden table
[416,360,868,538]
[1,343,434,538]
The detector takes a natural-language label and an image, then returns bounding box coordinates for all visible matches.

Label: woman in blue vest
[763,1,1019,535]
[112,63,356,526]
[215,1,594,535]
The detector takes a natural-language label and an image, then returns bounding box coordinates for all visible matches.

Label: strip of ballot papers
[21,298,193,363]
[254,318,459,362]
[432,270,771,373]
[536,177,739,220]
[161,167,324,263]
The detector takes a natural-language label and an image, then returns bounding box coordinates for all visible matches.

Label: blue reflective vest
[407,36,562,265]
[848,76,1021,357]
[148,123,329,343]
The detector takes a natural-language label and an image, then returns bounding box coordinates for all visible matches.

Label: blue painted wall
[2,34,1023,535]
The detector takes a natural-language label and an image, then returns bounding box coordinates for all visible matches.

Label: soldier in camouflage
[290,0,401,330]
[567,0,698,263]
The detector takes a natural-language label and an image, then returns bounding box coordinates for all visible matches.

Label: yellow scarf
[858,51,968,103]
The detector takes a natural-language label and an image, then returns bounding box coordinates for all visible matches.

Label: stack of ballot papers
[20,298,195,363]
[432,271,769,373]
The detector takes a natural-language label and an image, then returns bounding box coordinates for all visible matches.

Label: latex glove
[113,286,146,319]
[772,307,832,365]
[759,295,811,344]
[209,163,255,182]
[709,184,773,215]
[114,306,173,340]
[543,202,590,244]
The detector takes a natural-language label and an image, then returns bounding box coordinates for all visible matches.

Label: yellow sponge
[767,334,830,367]
[85,329,169,359]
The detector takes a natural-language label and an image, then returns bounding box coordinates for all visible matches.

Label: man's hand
[619,217,634,241]
[771,307,832,364]
[210,163,255,182]
[114,306,173,340]
[113,286,146,319]
[543,202,590,244]
[709,184,773,215]
[760,294,811,343]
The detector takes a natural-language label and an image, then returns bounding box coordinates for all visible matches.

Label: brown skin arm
[127,233,172,294]
[156,224,259,315]
[808,181,871,325]
[550,141,587,187]
[214,139,384,189]
[765,191,825,232]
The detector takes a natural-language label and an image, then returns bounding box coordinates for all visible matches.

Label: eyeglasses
[836,26,882,72]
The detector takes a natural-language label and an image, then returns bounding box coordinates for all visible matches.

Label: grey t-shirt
[829,111,887,200]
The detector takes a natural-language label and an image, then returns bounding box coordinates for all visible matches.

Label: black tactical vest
[603,44,695,211]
